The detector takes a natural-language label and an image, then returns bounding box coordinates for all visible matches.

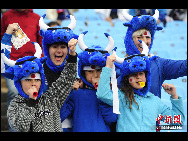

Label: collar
[134,91,153,98]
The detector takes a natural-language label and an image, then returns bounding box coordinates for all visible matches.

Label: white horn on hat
[152,9,159,21]
[104,33,114,53]
[66,15,76,30]
[31,42,42,58]
[122,9,133,21]
[78,31,89,51]
[138,40,149,56]
[39,14,50,31]
[115,55,124,64]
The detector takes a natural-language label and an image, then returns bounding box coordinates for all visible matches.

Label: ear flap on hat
[157,26,163,31]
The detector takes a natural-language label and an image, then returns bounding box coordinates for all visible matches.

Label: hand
[106,54,116,68]
[72,78,83,90]
[162,83,178,99]
[6,23,19,35]
[68,38,78,56]
[27,86,38,100]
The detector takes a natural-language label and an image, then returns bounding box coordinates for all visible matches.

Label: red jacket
[1,9,44,60]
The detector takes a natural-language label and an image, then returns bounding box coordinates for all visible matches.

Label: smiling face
[128,71,146,89]
[48,42,68,66]
[132,29,151,53]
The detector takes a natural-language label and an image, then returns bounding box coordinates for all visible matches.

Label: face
[84,69,102,87]
[21,79,41,95]
[128,71,146,89]
[133,35,151,53]
[49,43,68,66]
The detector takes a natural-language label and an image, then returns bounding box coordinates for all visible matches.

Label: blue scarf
[46,49,69,73]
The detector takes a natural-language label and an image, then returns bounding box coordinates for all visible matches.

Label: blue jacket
[60,88,118,132]
[116,56,187,98]
[150,56,187,98]
[97,67,185,132]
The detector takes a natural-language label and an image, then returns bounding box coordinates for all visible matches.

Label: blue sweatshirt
[60,88,118,132]
[97,67,185,132]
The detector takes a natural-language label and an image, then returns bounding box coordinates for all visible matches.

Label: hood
[5,56,46,99]
[77,31,114,88]
[39,14,78,73]
[122,9,163,56]
[78,45,110,88]
[1,42,46,99]
[117,54,151,97]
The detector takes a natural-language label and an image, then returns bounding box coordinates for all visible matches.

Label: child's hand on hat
[68,38,78,56]
[6,23,19,35]
[162,83,178,99]
[27,86,38,100]
[106,54,116,68]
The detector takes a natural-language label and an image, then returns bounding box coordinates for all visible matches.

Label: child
[60,31,117,132]
[3,42,77,132]
[39,14,78,89]
[97,54,185,132]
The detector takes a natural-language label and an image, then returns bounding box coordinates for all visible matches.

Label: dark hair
[47,42,68,49]
[119,75,139,111]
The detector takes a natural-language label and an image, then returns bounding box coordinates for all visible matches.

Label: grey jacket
[7,55,77,132]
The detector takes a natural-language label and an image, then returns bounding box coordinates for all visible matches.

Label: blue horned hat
[116,54,151,97]
[122,9,163,55]
[77,31,114,88]
[115,41,156,97]
[39,14,78,73]
[1,42,46,99]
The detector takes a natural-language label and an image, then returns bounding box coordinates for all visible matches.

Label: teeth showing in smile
[55,55,63,61]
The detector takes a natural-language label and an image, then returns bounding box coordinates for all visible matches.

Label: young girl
[60,31,117,132]
[3,42,77,132]
[97,54,185,132]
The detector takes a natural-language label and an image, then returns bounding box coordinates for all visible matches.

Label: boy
[4,41,77,132]
[60,31,117,132]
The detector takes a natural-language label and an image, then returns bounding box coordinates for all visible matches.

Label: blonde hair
[132,28,151,38]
